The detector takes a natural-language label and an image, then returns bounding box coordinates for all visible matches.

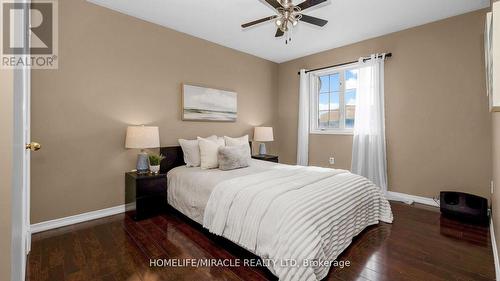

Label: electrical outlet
[491,180,495,194]
[329,157,335,165]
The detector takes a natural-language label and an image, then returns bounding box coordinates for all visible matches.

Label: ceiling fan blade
[241,15,278,28]
[300,14,328,27]
[275,28,284,37]
[263,0,283,10]
[297,0,328,11]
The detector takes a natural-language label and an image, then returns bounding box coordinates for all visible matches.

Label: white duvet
[202,164,393,281]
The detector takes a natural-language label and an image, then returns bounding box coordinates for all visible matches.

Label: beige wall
[30,0,278,223]
[277,10,492,199]
[0,69,13,281]
[31,2,492,223]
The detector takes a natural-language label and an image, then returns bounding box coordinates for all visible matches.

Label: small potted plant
[148,153,165,174]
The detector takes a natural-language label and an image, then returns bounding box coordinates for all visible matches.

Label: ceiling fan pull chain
[286,28,292,44]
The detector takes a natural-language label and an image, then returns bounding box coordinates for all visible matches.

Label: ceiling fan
[241,0,329,44]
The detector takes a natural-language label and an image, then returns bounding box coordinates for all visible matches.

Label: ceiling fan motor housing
[280,0,294,8]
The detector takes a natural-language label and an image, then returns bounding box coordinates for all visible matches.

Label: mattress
[167,159,277,224]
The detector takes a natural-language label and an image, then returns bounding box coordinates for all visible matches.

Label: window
[310,64,358,134]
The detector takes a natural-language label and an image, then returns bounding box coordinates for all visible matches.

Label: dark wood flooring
[27,202,495,281]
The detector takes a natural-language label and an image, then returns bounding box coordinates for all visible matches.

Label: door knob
[26,142,41,151]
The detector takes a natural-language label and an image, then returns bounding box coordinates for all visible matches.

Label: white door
[12,66,32,281]
[11,2,35,280]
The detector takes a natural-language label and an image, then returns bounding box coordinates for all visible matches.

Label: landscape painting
[182,84,237,122]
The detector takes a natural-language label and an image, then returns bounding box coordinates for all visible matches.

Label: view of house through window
[312,66,358,134]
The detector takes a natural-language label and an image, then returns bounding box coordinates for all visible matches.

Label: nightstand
[125,172,167,220]
[252,154,279,163]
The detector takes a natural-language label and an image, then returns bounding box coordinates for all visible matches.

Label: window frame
[309,62,359,135]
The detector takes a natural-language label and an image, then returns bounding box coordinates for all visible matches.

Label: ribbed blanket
[203,164,393,281]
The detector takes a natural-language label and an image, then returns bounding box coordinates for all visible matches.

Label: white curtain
[351,54,388,191]
[297,69,310,166]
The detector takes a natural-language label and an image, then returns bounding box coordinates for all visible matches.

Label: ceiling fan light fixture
[279,23,288,32]
[240,0,329,44]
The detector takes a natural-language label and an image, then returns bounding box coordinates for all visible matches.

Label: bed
[160,146,393,281]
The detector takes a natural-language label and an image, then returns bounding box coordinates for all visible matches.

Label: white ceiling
[87,0,490,63]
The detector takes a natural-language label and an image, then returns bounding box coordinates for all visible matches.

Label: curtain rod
[297,53,392,75]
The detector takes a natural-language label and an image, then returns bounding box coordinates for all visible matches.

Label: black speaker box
[440,191,488,225]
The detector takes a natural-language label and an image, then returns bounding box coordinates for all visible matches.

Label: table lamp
[125,125,160,173]
[253,127,274,155]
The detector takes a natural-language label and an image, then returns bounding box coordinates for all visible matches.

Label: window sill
[310,130,354,135]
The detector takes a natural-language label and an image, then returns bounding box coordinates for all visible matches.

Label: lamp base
[258,143,267,155]
[136,152,149,174]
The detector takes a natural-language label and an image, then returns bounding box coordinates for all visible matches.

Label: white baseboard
[30,203,135,234]
[386,191,440,207]
[30,192,436,234]
[491,218,500,281]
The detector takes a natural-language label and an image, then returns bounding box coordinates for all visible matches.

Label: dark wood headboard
[159,146,185,174]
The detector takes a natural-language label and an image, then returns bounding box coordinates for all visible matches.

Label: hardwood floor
[27,202,495,281]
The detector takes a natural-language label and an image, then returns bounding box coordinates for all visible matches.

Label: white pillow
[178,135,217,167]
[217,136,226,146]
[224,135,248,146]
[224,135,250,159]
[198,136,225,169]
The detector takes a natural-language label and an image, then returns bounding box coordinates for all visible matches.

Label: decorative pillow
[198,136,225,169]
[218,145,250,171]
[178,135,217,167]
[224,135,250,159]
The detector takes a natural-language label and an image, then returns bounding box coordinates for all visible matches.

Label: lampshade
[125,126,160,149]
[253,127,274,142]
